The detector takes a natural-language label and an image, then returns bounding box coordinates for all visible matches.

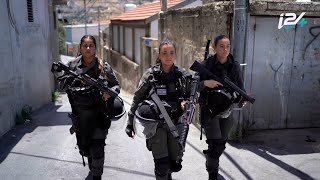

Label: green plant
[15,113,25,124]
[241,121,256,138]
[230,121,256,142]
[15,105,32,124]
[57,21,66,54]
[52,90,60,102]
[230,126,241,142]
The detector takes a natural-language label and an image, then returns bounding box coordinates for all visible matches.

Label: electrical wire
[6,0,19,35]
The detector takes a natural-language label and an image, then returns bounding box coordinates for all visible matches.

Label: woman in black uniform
[198,35,246,180]
[52,35,120,180]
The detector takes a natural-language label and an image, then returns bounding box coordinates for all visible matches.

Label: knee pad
[204,140,226,159]
[154,156,170,176]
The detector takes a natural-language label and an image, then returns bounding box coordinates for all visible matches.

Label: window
[27,0,34,23]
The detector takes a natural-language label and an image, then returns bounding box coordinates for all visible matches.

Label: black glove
[125,124,135,138]
[237,96,247,108]
[51,63,63,73]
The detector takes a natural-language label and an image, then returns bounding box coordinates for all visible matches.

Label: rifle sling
[150,90,180,139]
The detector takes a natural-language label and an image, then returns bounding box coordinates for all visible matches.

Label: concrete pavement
[120,91,320,180]
[0,91,319,180]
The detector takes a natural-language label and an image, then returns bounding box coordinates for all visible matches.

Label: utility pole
[98,6,101,58]
[98,6,100,35]
[84,0,87,34]
[232,0,247,65]
[161,0,167,11]
[231,0,248,140]
[159,0,167,41]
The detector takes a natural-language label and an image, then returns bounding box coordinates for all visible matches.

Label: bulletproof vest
[67,57,102,109]
[151,65,185,100]
[137,65,185,119]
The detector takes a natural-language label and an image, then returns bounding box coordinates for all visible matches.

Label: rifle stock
[190,60,255,104]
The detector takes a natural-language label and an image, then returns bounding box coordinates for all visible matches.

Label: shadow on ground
[0,92,71,163]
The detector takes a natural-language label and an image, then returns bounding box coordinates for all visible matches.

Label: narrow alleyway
[0,56,319,180]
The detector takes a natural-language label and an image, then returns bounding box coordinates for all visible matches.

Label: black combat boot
[209,171,218,180]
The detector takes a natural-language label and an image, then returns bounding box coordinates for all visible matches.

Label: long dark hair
[213,35,229,46]
[156,38,177,63]
[80,35,97,49]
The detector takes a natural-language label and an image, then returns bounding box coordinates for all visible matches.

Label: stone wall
[104,49,140,94]
[104,37,159,94]
[162,2,233,70]
[250,1,320,16]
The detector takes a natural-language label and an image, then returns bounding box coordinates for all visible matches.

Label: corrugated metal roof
[111,0,182,21]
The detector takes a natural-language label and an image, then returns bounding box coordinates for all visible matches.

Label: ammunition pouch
[68,86,97,109]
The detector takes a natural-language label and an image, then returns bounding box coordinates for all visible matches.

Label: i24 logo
[278,12,308,29]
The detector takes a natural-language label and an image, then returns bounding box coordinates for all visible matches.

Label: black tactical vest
[67,57,102,109]
[149,64,187,119]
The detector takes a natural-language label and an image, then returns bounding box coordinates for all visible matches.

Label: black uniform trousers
[75,108,107,177]
[201,106,234,179]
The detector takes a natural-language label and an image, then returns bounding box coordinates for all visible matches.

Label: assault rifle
[190,61,255,104]
[51,62,120,99]
[179,39,210,126]
[178,74,200,149]
[177,40,211,150]
[182,75,200,124]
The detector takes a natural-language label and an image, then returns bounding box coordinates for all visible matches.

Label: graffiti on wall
[269,62,283,82]
[303,25,320,62]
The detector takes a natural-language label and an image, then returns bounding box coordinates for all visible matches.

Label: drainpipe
[231,0,248,141]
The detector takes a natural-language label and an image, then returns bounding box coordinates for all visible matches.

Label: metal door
[245,16,320,129]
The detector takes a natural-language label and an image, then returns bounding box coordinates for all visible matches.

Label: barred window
[27,0,34,22]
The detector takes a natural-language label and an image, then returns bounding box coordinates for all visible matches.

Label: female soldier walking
[125,39,193,180]
[198,35,247,180]
[52,35,120,180]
